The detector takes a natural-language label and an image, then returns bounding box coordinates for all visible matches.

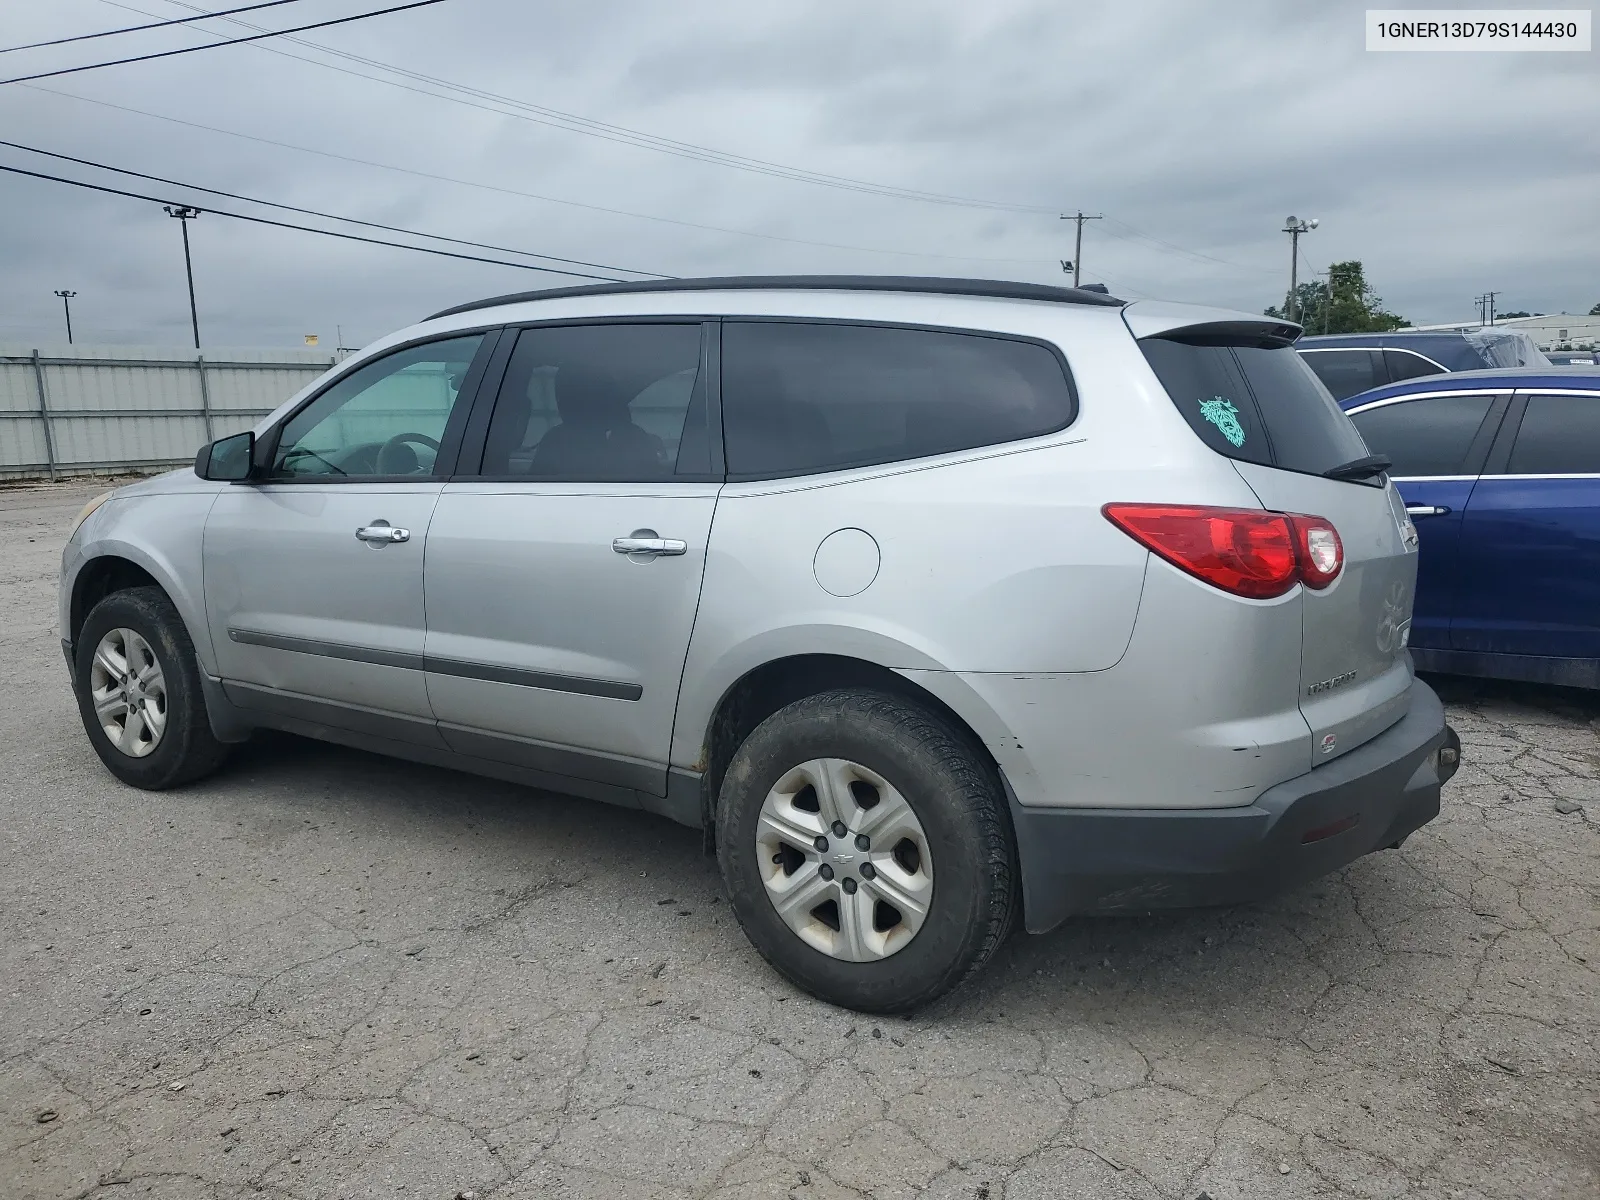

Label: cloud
[1,0,1595,348]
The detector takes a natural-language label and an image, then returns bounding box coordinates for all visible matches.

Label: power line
[113,0,1060,216]
[0,0,306,54]
[0,0,453,86]
[0,160,642,281]
[1100,216,1271,274]
[22,82,1060,268]
[135,0,1265,276]
[0,138,670,278]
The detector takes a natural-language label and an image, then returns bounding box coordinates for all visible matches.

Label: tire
[717,688,1016,1013]
[73,585,230,790]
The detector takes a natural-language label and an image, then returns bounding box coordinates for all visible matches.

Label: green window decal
[1198,397,1246,448]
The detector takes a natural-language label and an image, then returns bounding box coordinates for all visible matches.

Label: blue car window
[1349,394,1495,478]
[1507,393,1600,475]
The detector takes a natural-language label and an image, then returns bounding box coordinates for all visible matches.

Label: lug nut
[855,834,870,851]
[860,862,876,880]
[819,863,834,881]
[813,835,829,852]
[831,821,848,838]
[841,878,858,895]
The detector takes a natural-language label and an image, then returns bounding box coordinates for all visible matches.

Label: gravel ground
[2,482,1597,1200]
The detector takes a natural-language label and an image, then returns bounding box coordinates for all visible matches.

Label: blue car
[1300,329,1551,400]
[1338,367,1600,689]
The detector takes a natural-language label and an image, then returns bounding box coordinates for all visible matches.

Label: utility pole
[164,205,202,348]
[53,290,77,344]
[1281,216,1319,323]
[1486,290,1498,326]
[1473,292,1499,327]
[1059,211,1102,288]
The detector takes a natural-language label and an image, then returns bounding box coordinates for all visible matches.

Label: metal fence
[0,345,343,480]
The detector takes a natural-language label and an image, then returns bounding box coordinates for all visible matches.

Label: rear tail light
[1292,517,1343,589]
[1102,504,1343,599]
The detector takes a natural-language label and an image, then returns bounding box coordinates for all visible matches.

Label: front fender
[68,493,221,675]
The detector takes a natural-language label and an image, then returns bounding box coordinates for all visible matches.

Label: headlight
[67,491,113,541]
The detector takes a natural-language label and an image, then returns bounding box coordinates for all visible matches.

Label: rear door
[1343,389,1508,650]
[422,321,719,797]
[1453,389,1600,658]
[1137,323,1418,765]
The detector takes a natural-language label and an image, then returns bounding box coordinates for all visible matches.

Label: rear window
[1140,337,1370,478]
[722,321,1076,478]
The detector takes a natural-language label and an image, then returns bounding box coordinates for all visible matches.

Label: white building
[1411,313,1600,351]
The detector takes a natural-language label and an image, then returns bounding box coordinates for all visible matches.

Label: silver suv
[60,276,1460,1012]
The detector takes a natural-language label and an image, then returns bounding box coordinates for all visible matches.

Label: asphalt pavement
[2,481,1596,1200]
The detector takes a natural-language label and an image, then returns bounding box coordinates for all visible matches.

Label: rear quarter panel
[671,302,1265,771]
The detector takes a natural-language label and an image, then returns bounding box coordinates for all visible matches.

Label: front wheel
[717,689,1017,1012]
[73,586,229,789]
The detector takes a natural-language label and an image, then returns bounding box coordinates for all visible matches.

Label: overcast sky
[2,0,1596,349]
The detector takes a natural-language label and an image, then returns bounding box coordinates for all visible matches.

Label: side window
[1506,393,1600,475]
[1348,394,1496,477]
[1384,349,1446,383]
[478,324,705,481]
[1300,349,1386,401]
[721,322,1075,478]
[271,335,485,478]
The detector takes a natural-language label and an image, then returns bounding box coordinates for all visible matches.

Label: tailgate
[1130,303,1420,765]
[1232,461,1418,763]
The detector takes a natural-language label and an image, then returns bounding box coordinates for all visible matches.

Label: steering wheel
[375,432,441,475]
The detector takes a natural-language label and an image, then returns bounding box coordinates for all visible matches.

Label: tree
[1498,311,1532,320]
[1590,302,1600,315]
[1265,260,1409,334]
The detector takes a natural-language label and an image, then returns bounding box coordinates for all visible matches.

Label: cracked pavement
[3,483,1597,1200]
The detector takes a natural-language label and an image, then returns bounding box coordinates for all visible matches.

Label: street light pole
[53,289,77,344]
[1281,215,1319,323]
[164,205,202,348]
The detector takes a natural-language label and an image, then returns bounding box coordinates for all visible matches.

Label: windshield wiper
[1323,454,1392,481]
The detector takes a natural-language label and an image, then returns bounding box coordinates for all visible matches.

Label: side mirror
[195,431,255,481]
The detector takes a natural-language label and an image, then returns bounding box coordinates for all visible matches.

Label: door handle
[613,532,687,557]
[1405,505,1450,517]
[356,523,410,544]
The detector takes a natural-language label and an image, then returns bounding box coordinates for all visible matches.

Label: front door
[1344,389,1507,650]
[423,322,718,795]
[204,333,492,737]
[1453,390,1600,659]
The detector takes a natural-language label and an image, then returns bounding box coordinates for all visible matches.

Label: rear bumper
[1010,679,1458,933]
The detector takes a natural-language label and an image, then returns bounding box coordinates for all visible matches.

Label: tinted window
[1507,393,1600,475]
[272,334,485,477]
[1384,348,1446,383]
[478,324,704,480]
[1349,394,1495,477]
[1302,349,1386,400]
[1141,338,1370,476]
[722,322,1075,477]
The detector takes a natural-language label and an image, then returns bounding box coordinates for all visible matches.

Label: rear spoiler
[1123,301,1302,349]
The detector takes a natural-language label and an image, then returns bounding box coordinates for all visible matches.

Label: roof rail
[425,275,1126,321]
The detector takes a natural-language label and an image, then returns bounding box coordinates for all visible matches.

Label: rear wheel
[717,688,1016,1012]
[74,586,229,789]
